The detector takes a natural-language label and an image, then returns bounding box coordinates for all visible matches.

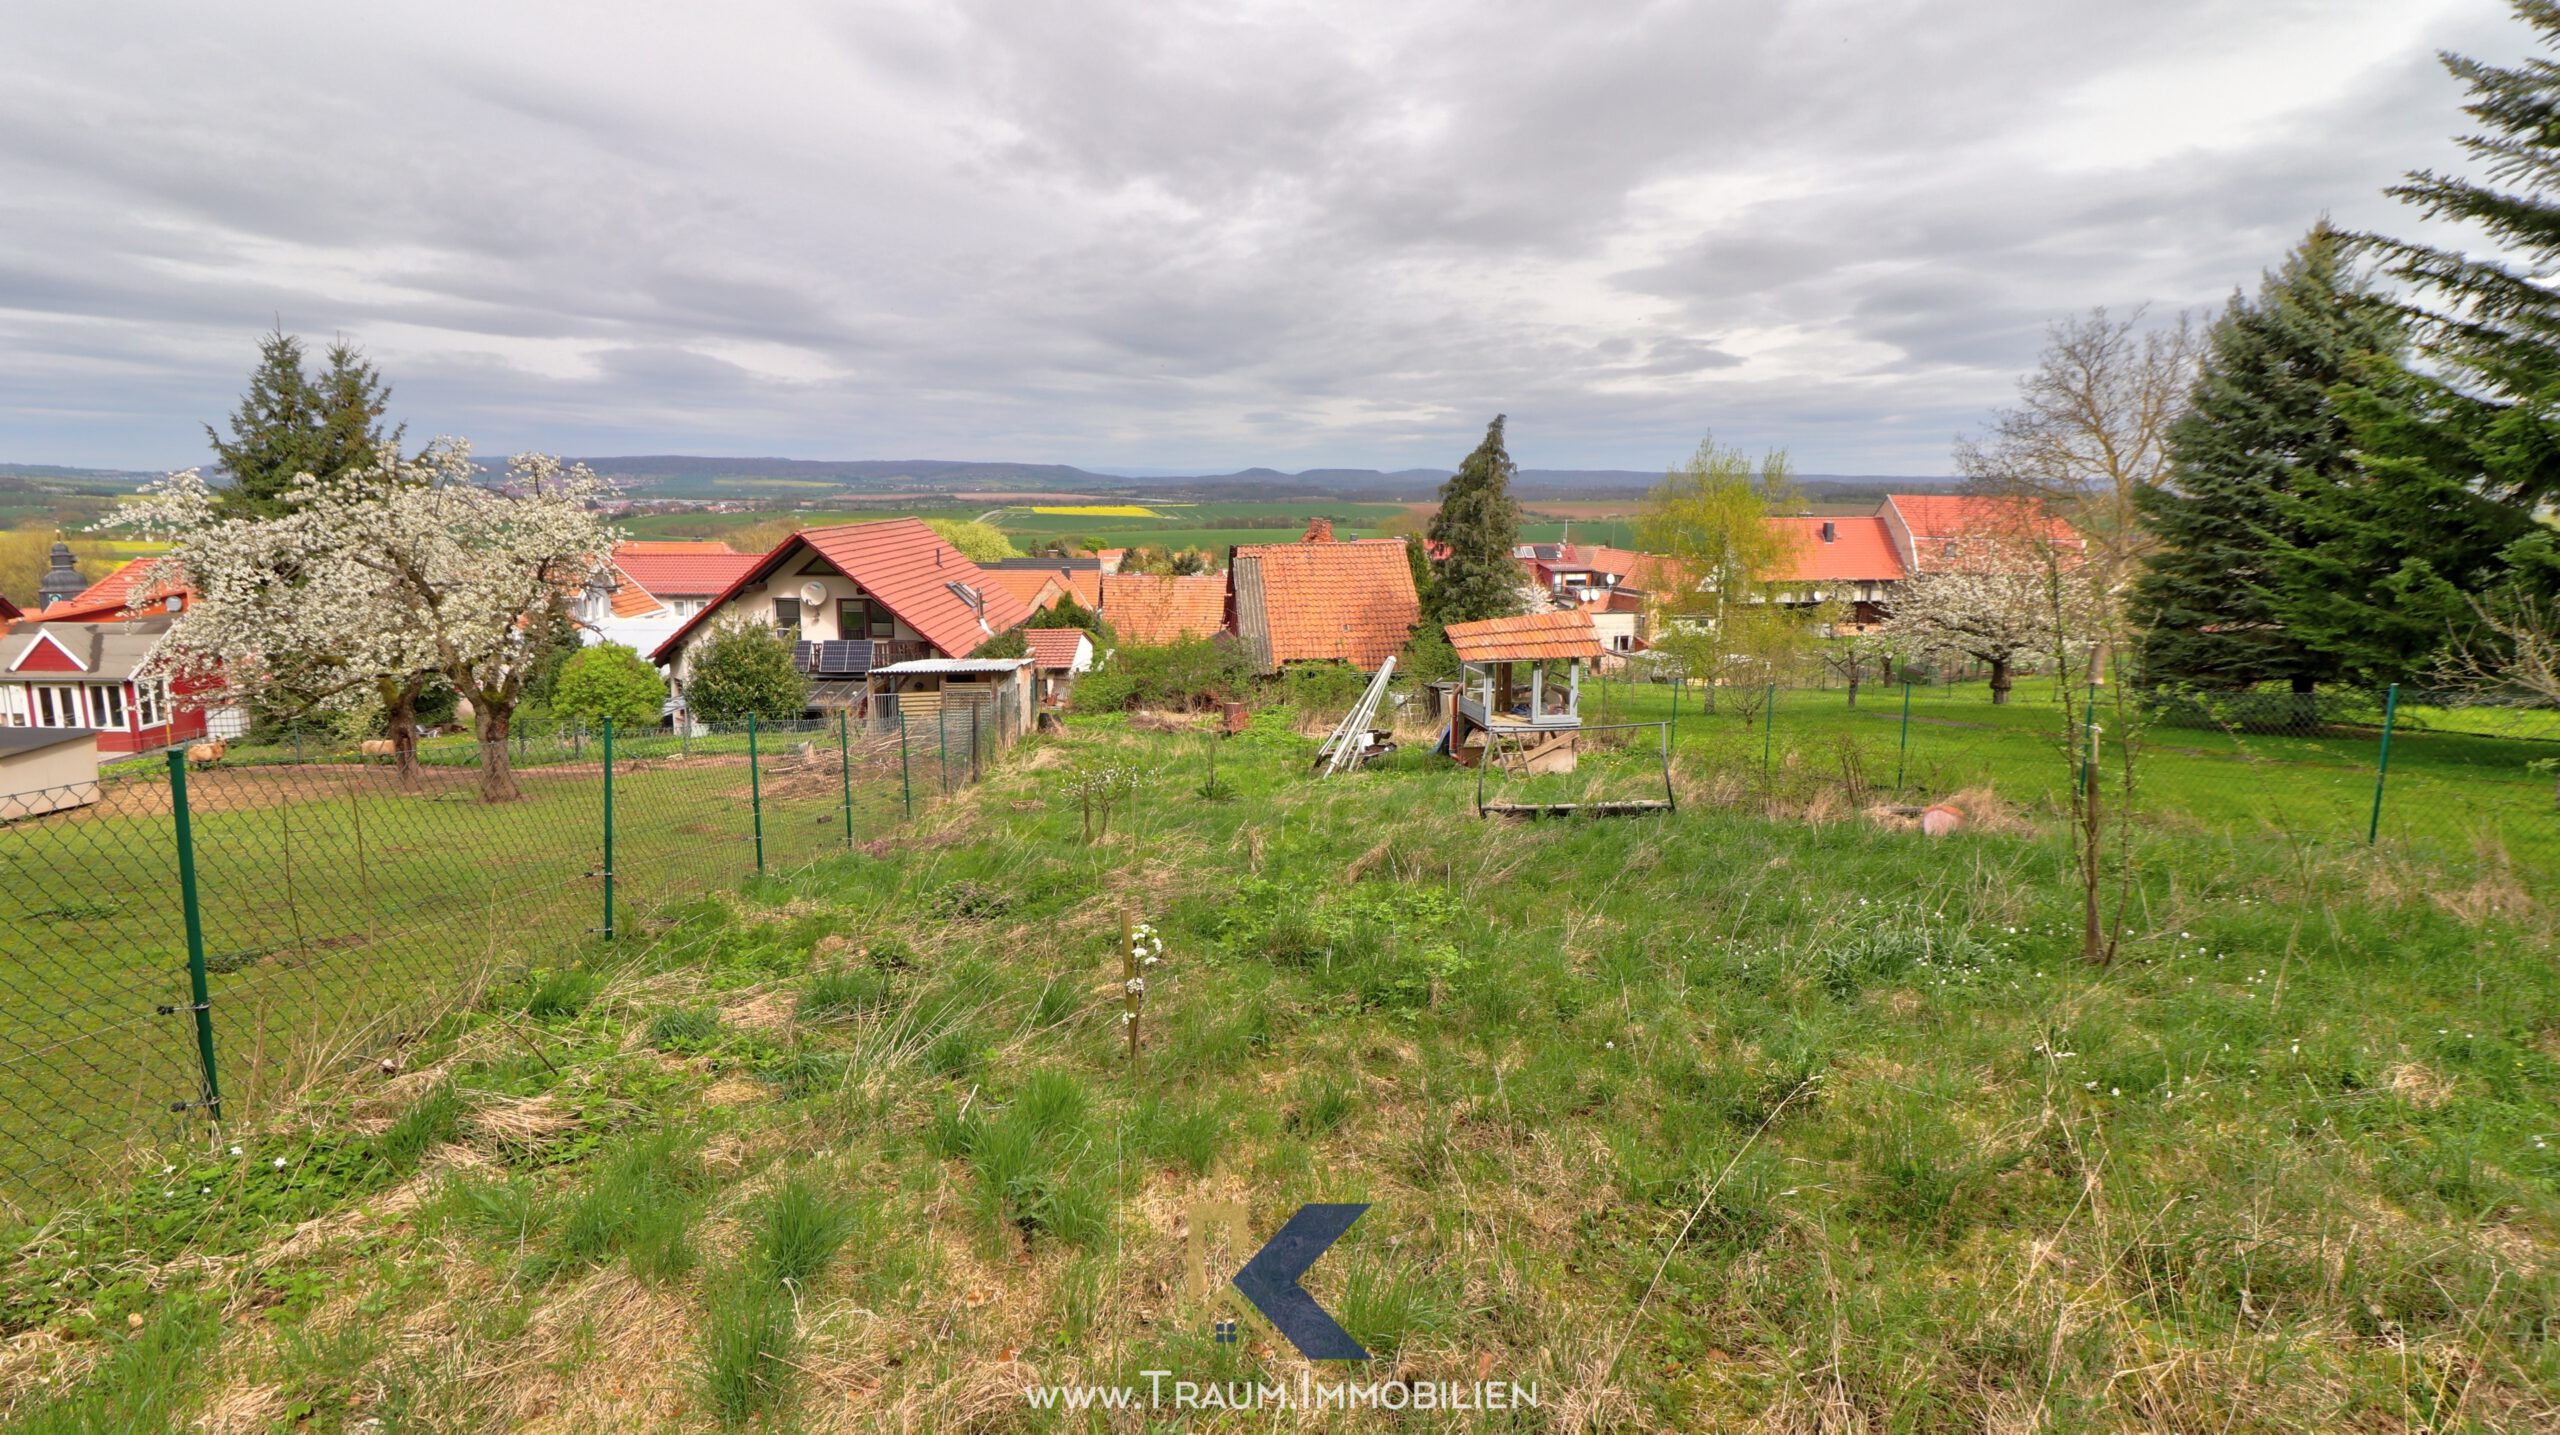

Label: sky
[0,0,2529,476]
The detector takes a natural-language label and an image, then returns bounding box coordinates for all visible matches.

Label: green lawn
[0,724,945,1218]
[3,709,2553,1429]
[1556,674,2560,884]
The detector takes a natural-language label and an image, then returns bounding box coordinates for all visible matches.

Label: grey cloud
[0,0,2525,472]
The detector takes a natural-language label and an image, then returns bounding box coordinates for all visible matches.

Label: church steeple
[35,542,83,609]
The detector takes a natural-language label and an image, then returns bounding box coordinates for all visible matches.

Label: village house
[1024,627,1094,707]
[649,518,1030,722]
[980,556,1105,616]
[0,618,209,754]
[1763,515,1906,626]
[1097,573,1226,646]
[1877,493,2082,574]
[1225,537,1419,673]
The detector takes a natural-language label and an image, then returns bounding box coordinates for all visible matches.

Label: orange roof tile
[1445,609,1606,663]
[1884,494,2079,572]
[1025,628,1090,670]
[1230,538,1418,669]
[981,569,1067,611]
[1764,516,1906,584]
[38,559,189,623]
[1099,573,1227,646]
[650,519,1029,664]
[611,542,762,598]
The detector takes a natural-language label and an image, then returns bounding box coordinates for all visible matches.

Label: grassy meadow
[3,704,2555,1430]
[0,724,931,1220]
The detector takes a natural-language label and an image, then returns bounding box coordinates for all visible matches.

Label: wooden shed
[1443,610,1607,774]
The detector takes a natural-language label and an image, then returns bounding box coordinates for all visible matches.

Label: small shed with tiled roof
[1442,609,1605,774]
[1226,539,1419,673]
[1023,627,1095,707]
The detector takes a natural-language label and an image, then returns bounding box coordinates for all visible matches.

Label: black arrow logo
[1230,1202,1370,1361]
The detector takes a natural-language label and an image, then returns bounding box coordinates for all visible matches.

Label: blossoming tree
[1881,536,2095,704]
[128,440,617,800]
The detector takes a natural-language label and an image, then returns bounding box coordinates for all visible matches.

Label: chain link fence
[1563,669,2558,880]
[0,692,1021,1220]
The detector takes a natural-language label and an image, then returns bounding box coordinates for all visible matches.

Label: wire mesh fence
[0,694,1020,1220]
[1567,669,2559,880]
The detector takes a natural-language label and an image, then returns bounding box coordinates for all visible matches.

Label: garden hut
[1443,610,1606,774]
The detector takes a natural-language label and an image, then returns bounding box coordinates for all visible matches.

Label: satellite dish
[797,579,829,609]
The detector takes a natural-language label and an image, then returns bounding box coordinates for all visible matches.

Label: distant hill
[566,456,1958,504]
[0,464,164,494]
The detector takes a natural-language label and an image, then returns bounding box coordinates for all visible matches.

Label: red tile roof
[1764,516,1906,584]
[1025,628,1090,671]
[1884,494,2079,572]
[1099,573,1227,646]
[983,564,1101,611]
[611,541,762,598]
[38,559,188,623]
[1231,538,1419,668]
[1446,609,1605,663]
[648,519,1028,664]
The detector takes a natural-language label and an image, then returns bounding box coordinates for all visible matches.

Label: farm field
[4,706,2556,1429]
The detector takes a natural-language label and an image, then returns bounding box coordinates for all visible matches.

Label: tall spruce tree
[207,330,401,517]
[1426,415,1524,624]
[2258,3,2560,684]
[2129,225,2404,693]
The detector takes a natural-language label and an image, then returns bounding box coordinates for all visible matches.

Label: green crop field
[5,695,2557,1428]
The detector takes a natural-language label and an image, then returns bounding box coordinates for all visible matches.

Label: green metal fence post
[1895,681,1913,791]
[838,709,854,847]
[2367,683,2400,845]
[601,717,616,941]
[748,713,765,874]
[898,705,913,818]
[166,750,222,1122]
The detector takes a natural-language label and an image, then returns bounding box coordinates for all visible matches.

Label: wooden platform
[1480,799,1673,819]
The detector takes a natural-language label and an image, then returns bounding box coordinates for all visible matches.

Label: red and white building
[0,618,210,755]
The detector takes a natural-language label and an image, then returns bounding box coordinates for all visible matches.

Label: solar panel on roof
[792,641,814,673]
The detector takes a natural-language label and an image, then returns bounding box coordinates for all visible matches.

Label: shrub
[1074,635,1256,711]
[684,619,809,724]
[552,641,668,732]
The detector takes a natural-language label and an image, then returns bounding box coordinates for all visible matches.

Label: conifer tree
[2129,225,2404,693]
[207,330,401,517]
[1425,415,1524,625]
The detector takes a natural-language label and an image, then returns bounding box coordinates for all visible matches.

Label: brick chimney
[1301,517,1334,543]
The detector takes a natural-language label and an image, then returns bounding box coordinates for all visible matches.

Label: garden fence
[1551,670,2558,881]
[0,696,1019,1219]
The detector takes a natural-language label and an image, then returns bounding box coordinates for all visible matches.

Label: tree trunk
[475,703,520,802]
[1989,659,2013,705]
[382,677,424,790]
[2288,674,2318,735]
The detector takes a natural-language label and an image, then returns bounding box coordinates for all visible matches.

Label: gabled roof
[1764,516,1906,584]
[38,559,189,623]
[1446,609,1605,663]
[1099,574,1226,646]
[648,519,1029,665]
[610,541,761,599]
[1228,538,1419,670]
[1882,494,2079,573]
[3,618,174,681]
[984,563,1102,610]
[1024,628,1091,671]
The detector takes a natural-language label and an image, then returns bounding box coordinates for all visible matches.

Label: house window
[774,597,800,636]
[90,684,125,730]
[137,680,166,728]
[838,597,895,640]
[0,686,23,726]
[33,685,81,727]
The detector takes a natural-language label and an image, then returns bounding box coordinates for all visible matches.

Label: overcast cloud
[0,0,2527,474]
